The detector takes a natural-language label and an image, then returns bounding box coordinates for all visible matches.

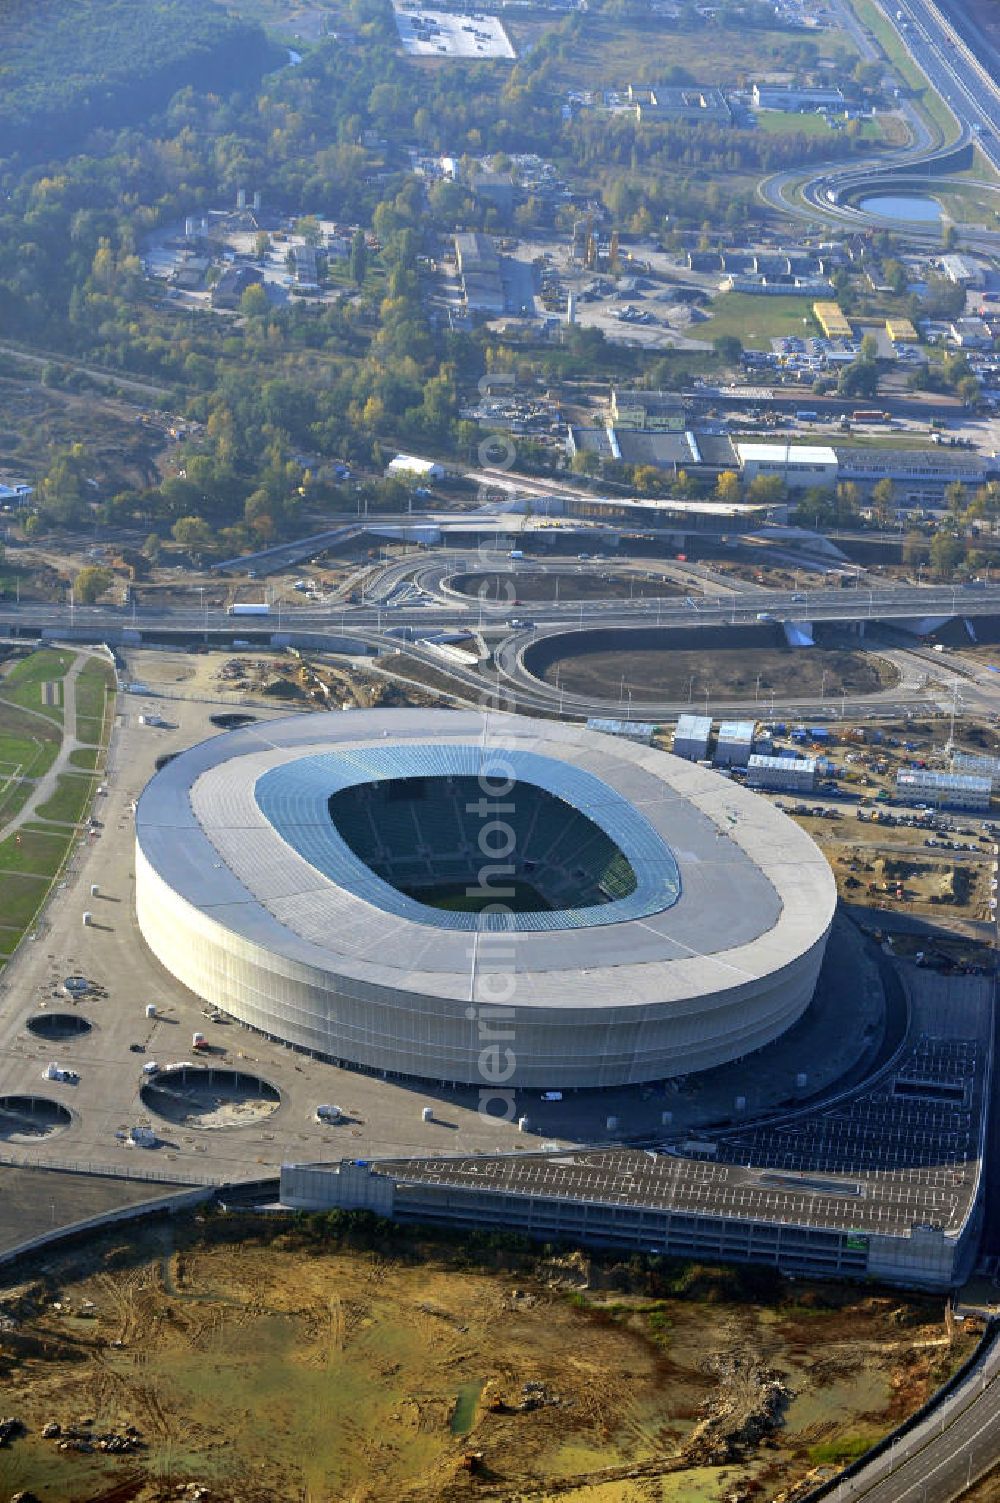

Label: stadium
[134,709,836,1089]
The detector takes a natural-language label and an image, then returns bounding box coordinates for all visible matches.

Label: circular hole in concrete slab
[27,1013,93,1042]
[140,1066,280,1130]
[0,1096,72,1142]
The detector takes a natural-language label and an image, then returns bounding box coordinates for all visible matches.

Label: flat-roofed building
[940,253,986,289]
[736,443,839,490]
[886,316,919,343]
[715,720,756,767]
[813,301,853,339]
[896,768,991,811]
[835,446,991,501]
[673,714,712,761]
[752,83,845,111]
[747,755,816,793]
[610,389,687,431]
[454,231,499,276]
[629,83,733,126]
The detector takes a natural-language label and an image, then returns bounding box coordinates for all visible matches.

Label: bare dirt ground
[0,375,163,492]
[449,572,684,605]
[533,628,898,703]
[0,1217,979,1503]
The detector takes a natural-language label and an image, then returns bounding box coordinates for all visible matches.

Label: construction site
[0,1215,983,1503]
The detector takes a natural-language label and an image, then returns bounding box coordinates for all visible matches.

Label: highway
[5,579,1000,638]
[761,0,1000,240]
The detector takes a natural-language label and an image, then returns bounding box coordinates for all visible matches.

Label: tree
[956,374,981,409]
[73,565,112,603]
[837,359,879,399]
[945,481,968,516]
[930,529,964,578]
[902,530,928,567]
[713,334,743,366]
[859,332,879,363]
[747,474,785,504]
[171,515,214,548]
[240,283,269,317]
[871,478,896,527]
[633,465,664,494]
[143,533,161,563]
[350,228,367,287]
[714,470,742,504]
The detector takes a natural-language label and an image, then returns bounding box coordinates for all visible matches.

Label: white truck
[228,602,271,616]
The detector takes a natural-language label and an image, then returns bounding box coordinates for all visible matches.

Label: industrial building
[885,316,919,343]
[714,720,756,767]
[751,83,845,112]
[835,446,992,502]
[135,709,835,1088]
[672,713,712,761]
[896,769,992,811]
[609,389,688,431]
[385,453,445,481]
[628,83,733,126]
[747,755,817,793]
[736,443,839,490]
[940,253,986,289]
[813,301,853,339]
[453,231,505,315]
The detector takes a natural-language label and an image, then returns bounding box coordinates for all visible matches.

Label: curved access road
[760,0,1000,242]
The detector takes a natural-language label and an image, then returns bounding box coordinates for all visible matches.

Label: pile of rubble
[41,1418,144,1454]
[486,1379,573,1415]
[0,1417,25,1447]
[682,1350,792,1465]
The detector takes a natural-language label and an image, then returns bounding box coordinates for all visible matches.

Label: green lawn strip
[0,824,70,877]
[808,1433,882,1466]
[35,772,96,826]
[76,716,106,747]
[0,728,59,825]
[74,659,114,742]
[849,0,958,145]
[0,778,36,826]
[0,648,73,722]
[0,872,53,933]
[69,746,101,771]
[695,293,820,350]
[755,110,838,139]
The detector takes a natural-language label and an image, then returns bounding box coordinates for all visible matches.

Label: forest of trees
[0,0,277,156]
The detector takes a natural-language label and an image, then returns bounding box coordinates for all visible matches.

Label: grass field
[35,773,95,826]
[538,14,860,90]
[0,648,71,723]
[696,292,819,349]
[0,652,114,966]
[69,746,101,770]
[0,656,67,826]
[755,109,836,139]
[75,657,114,745]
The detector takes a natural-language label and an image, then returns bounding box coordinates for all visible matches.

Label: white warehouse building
[673,713,712,761]
[747,755,817,793]
[715,720,756,767]
[736,443,839,491]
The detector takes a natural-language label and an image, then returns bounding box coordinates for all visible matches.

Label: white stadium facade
[135,709,836,1089]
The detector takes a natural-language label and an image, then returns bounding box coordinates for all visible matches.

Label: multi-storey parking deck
[282,973,993,1289]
